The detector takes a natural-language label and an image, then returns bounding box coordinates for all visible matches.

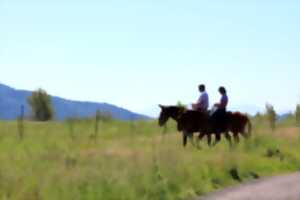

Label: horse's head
[158,105,170,126]
[158,105,186,126]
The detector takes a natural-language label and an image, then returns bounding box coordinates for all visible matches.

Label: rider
[212,86,229,132]
[214,86,228,113]
[192,84,209,112]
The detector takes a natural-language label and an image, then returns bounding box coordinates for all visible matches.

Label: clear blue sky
[1,0,300,116]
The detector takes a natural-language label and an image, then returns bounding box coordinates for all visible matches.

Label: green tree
[296,104,300,125]
[27,88,54,121]
[176,101,187,110]
[96,110,113,122]
[266,103,276,131]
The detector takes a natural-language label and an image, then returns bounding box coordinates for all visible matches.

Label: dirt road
[197,172,300,200]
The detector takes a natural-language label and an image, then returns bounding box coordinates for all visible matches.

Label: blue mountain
[0,83,150,120]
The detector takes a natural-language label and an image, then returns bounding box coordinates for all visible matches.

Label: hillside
[0,83,150,120]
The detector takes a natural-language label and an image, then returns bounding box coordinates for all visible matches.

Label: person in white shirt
[192,84,209,112]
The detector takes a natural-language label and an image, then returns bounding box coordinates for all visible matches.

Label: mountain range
[0,83,150,120]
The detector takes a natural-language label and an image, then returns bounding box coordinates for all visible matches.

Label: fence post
[17,105,25,140]
[93,110,101,141]
[66,117,76,141]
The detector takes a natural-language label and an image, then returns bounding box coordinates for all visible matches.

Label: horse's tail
[246,118,252,138]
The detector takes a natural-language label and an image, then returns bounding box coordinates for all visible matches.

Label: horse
[158,105,231,147]
[158,105,186,127]
[226,112,252,143]
[177,110,233,146]
[158,105,192,146]
[195,111,252,144]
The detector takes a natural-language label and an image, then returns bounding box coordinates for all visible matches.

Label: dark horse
[158,105,230,147]
[178,109,252,145]
[226,111,252,142]
[177,109,232,146]
[158,105,194,146]
[158,105,252,147]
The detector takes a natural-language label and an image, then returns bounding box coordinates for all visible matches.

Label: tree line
[255,103,300,130]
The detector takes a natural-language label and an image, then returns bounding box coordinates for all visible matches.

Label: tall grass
[0,118,299,200]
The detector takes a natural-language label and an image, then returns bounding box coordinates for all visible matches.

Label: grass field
[0,117,299,200]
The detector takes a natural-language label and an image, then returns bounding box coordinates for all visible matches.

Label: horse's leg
[207,134,212,146]
[195,132,205,148]
[193,132,202,149]
[233,132,240,143]
[241,125,251,139]
[213,132,221,146]
[198,132,206,141]
[199,132,211,146]
[211,132,221,146]
[195,133,201,149]
[188,133,196,147]
[224,132,233,146]
[240,131,247,139]
[183,131,188,147]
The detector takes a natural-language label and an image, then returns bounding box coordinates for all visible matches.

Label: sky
[1,0,300,116]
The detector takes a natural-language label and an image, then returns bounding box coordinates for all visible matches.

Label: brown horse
[158,105,192,146]
[158,105,186,127]
[177,110,233,146]
[158,105,252,147]
[158,105,232,147]
[196,111,252,144]
[227,112,252,143]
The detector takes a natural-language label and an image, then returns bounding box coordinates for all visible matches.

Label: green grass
[0,118,299,200]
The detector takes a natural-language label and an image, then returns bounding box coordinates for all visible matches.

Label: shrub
[265,103,276,131]
[27,88,54,121]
